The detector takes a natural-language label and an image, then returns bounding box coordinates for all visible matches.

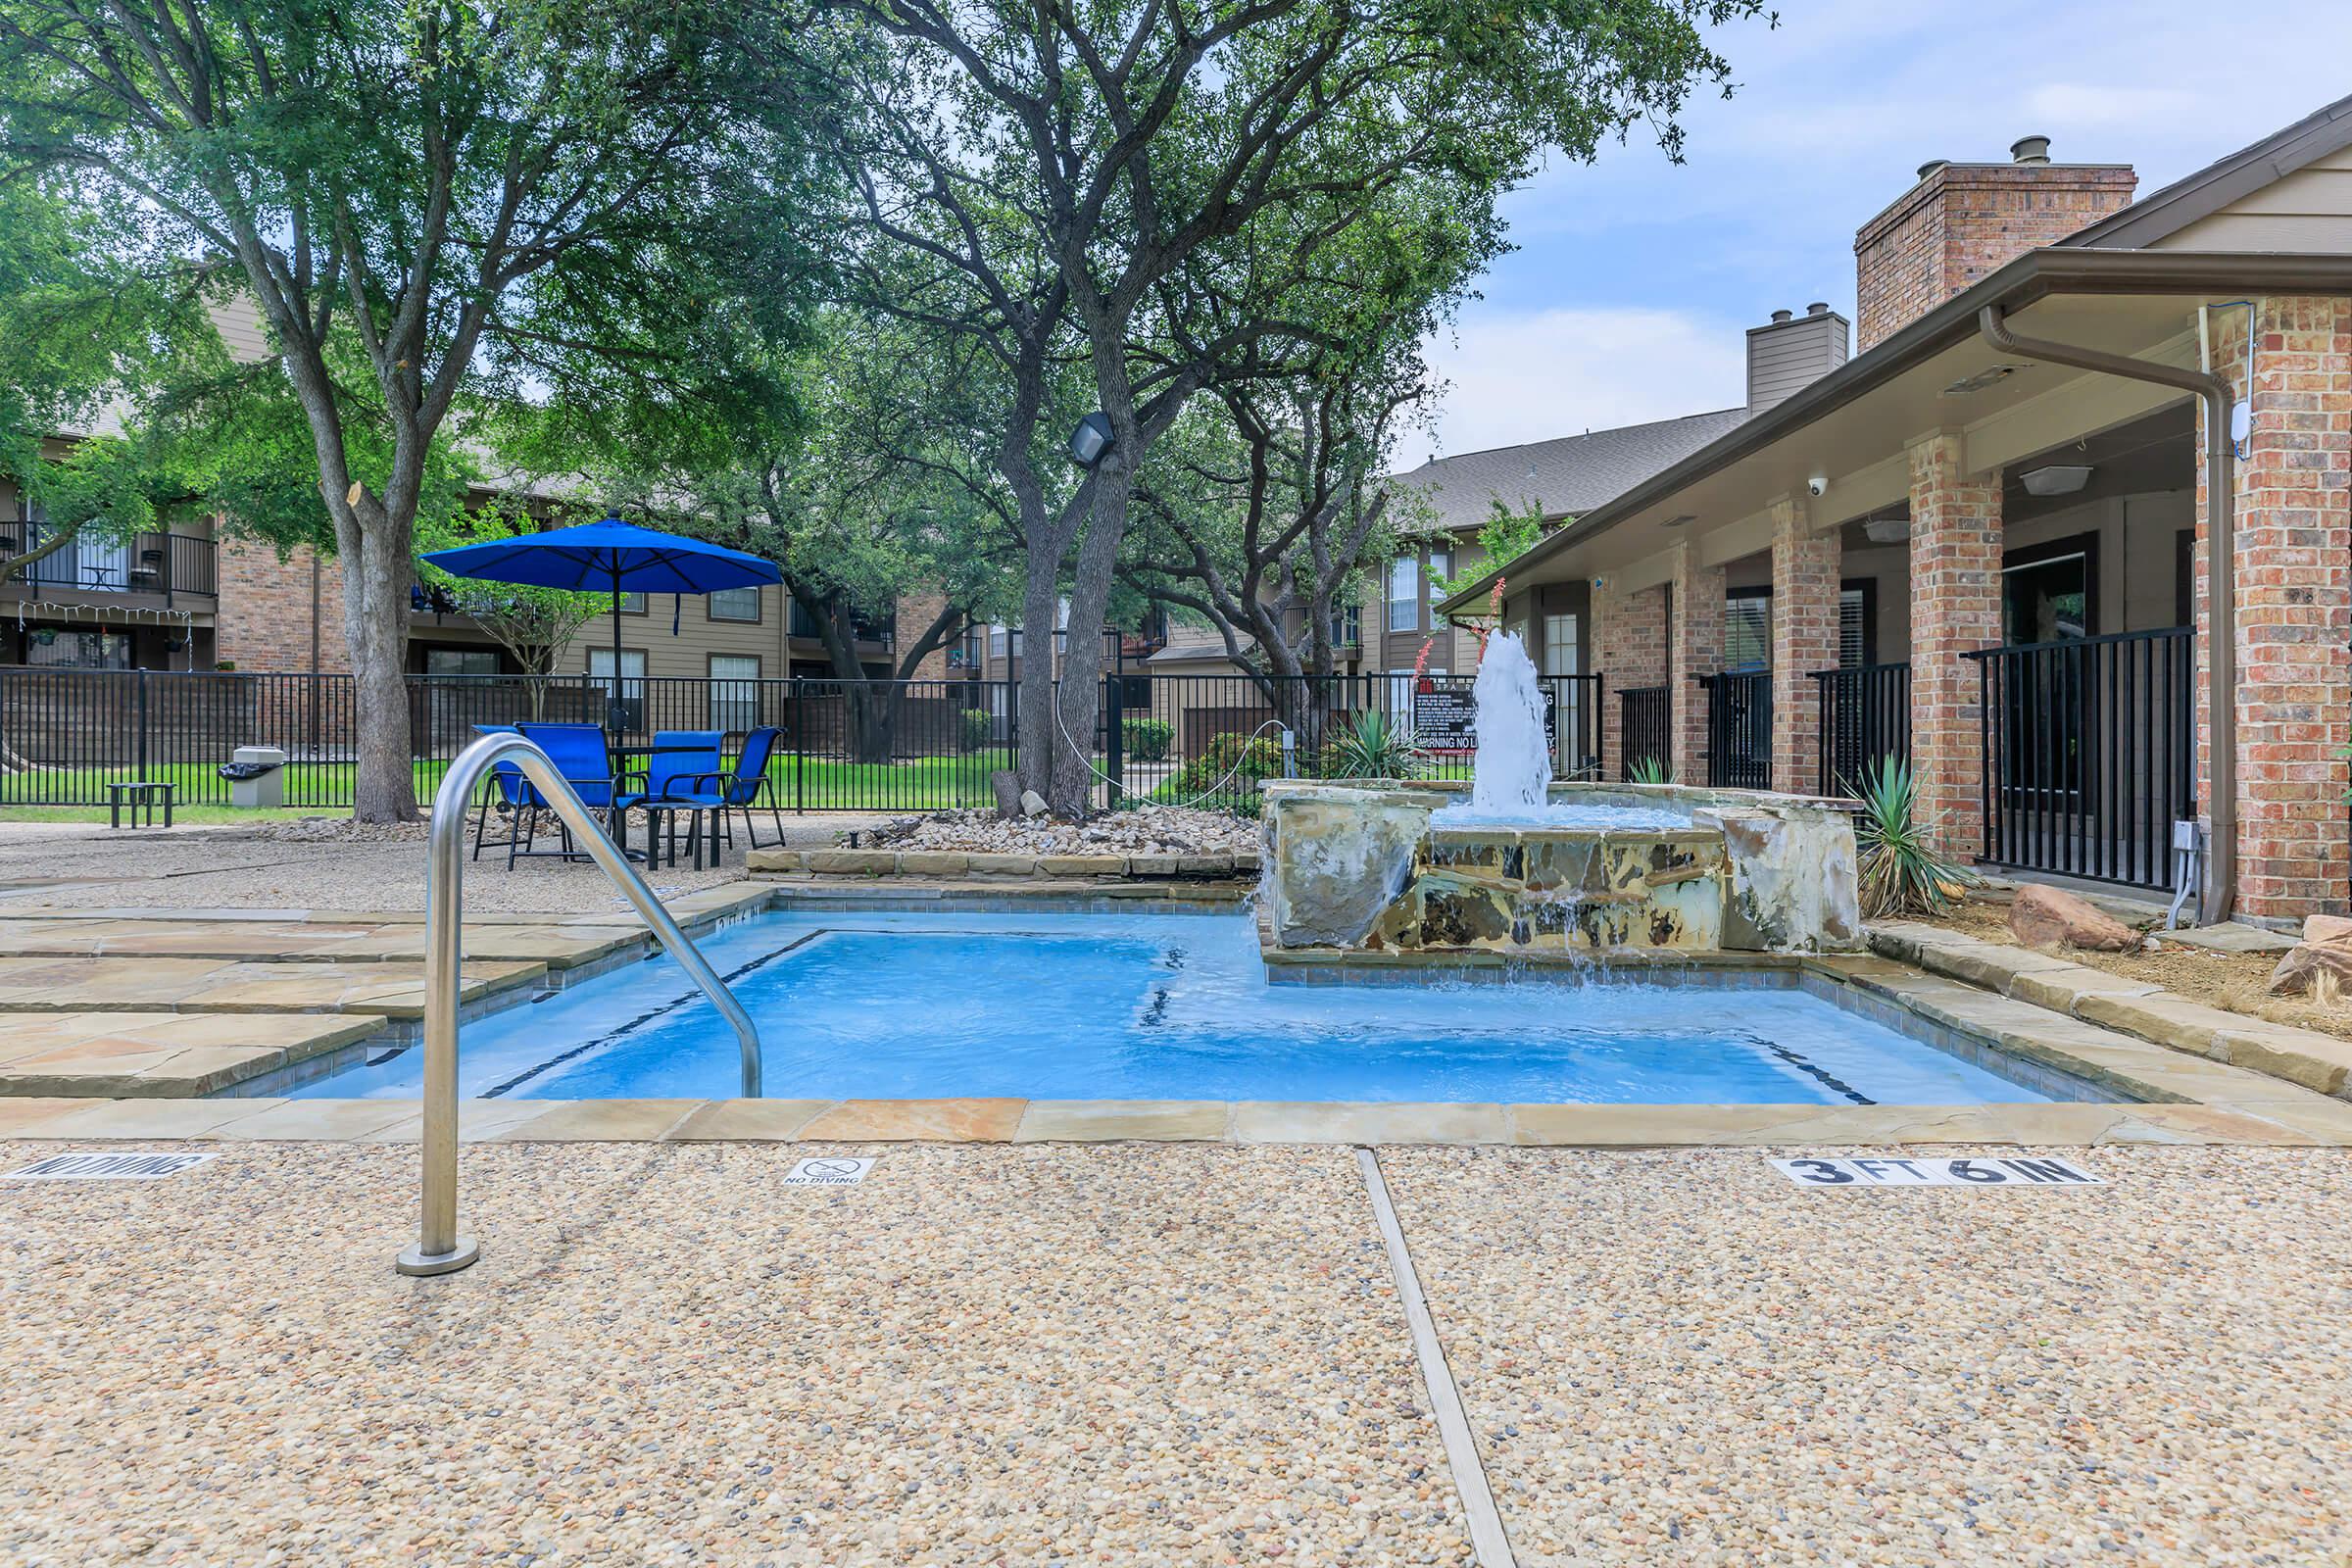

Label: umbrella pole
[609,562,627,734]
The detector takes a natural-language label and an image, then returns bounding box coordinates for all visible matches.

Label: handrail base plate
[396,1238,480,1277]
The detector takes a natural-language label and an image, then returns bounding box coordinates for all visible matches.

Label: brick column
[1592,582,1668,778]
[2197,297,2352,921]
[1668,544,1724,784]
[1768,496,1840,795]
[1907,431,2002,858]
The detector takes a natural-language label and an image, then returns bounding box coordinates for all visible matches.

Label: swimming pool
[288,908,2076,1105]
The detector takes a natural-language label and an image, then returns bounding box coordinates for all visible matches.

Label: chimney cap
[1917,158,1949,181]
[1769,308,1792,323]
[1806,301,1830,317]
[2011,134,2052,166]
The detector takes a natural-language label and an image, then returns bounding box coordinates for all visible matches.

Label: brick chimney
[1853,136,2136,352]
[1745,301,1849,416]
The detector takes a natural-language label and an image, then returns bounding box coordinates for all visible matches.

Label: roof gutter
[1977,302,2238,924]
[1438,249,2352,618]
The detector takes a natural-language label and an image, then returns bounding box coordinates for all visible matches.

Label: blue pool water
[293,908,2063,1104]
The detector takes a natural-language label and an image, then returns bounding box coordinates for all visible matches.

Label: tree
[0,0,811,817]
[591,311,1023,762]
[0,178,214,586]
[743,0,1765,813]
[412,503,615,719]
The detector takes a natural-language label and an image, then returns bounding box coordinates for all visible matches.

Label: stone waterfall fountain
[1260,632,1862,961]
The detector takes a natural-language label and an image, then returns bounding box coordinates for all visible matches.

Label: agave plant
[1628,755,1674,786]
[1328,710,1428,781]
[1853,755,1981,917]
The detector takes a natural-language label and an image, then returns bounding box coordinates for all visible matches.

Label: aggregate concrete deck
[4,1138,2348,1565]
[1381,1144,2352,1565]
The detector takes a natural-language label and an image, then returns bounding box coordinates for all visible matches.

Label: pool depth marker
[1355,1147,1518,1568]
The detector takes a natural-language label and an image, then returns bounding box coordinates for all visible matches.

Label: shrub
[1854,755,1981,917]
[1157,730,1283,805]
[1322,710,1427,780]
[1628,755,1674,785]
[1120,715,1174,761]
[956,708,993,753]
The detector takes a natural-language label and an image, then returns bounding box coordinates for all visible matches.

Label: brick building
[1446,97,2352,928]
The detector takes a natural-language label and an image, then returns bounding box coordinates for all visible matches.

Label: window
[616,591,647,614]
[2001,532,2098,644]
[1723,590,1770,670]
[1387,558,1419,632]
[989,623,1008,660]
[708,587,760,623]
[710,655,760,733]
[423,647,499,678]
[1541,612,1580,679]
[1838,582,1876,668]
[1328,603,1362,649]
[24,628,131,669]
[588,647,647,728]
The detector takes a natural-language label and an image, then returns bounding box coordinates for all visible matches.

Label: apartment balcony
[0,521,218,608]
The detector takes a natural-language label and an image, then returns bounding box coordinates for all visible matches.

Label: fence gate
[1964,627,2194,891]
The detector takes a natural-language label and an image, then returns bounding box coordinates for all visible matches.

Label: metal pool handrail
[397,730,764,1278]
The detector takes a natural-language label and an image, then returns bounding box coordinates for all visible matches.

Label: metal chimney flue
[2011,134,2053,166]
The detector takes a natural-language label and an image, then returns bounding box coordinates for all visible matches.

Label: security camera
[1806,474,1829,498]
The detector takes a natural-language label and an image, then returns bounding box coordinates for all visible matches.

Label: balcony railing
[2,521,217,604]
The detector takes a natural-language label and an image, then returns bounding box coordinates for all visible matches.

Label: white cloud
[1417,307,1745,460]
[2021,82,2199,130]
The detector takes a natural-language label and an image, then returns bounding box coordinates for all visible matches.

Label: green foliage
[1628,756,1675,786]
[1854,756,1982,918]
[1432,498,1553,605]
[1160,732,1284,803]
[957,709,994,753]
[1120,717,1175,763]
[1324,710,1429,781]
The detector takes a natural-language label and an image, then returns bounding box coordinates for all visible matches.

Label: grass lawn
[0,748,1021,820]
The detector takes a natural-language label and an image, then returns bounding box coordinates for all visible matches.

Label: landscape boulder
[2007,883,2138,953]
[1019,789,1050,818]
[2269,919,2352,998]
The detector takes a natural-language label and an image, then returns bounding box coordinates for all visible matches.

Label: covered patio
[1451,250,2352,925]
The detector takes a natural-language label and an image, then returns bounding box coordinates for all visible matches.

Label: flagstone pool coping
[1,882,2351,1143]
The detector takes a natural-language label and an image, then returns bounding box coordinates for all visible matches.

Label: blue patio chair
[672,725,786,852]
[467,723,530,863]
[613,730,725,868]
[513,721,623,867]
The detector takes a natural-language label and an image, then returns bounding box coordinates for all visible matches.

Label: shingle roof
[1386,407,1749,535]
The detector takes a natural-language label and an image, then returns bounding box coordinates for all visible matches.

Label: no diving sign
[782,1157,873,1187]
[5,1150,217,1181]
[1774,1155,2103,1189]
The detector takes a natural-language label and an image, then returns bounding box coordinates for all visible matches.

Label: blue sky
[1416,0,2352,462]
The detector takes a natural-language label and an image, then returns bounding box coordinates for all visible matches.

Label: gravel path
[0,1141,1470,1566]
[0,814,891,914]
[1382,1144,2352,1567]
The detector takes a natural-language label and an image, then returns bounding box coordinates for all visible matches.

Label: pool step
[0,955,547,1020]
[0,1010,386,1097]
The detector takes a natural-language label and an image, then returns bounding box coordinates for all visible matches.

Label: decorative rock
[1175,854,1234,878]
[1264,790,1431,948]
[1037,854,1127,877]
[804,849,897,876]
[1019,789,1050,817]
[1128,853,1182,876]
[2307,914,2352,945]
[1707,807,1862,953]
[2269,935,2352,998]
[893,851,970,877]
[2009,882,2138,952]
[745,849,805,873]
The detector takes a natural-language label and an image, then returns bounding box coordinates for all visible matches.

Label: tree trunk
[845,684,901,765]
[340,515,417,821]
[1012,541,1062,810]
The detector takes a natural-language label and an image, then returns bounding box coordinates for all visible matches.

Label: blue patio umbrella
[420,517,782,729]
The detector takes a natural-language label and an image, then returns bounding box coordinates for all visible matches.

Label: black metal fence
[1963,627,2195,891]
[1616,685,1670,780]
[1812,662,1911,797]
[0,665,1607,815]
[1698,671,1772,791]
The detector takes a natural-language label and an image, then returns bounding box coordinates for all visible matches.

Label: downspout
[1978,303,2237,922]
